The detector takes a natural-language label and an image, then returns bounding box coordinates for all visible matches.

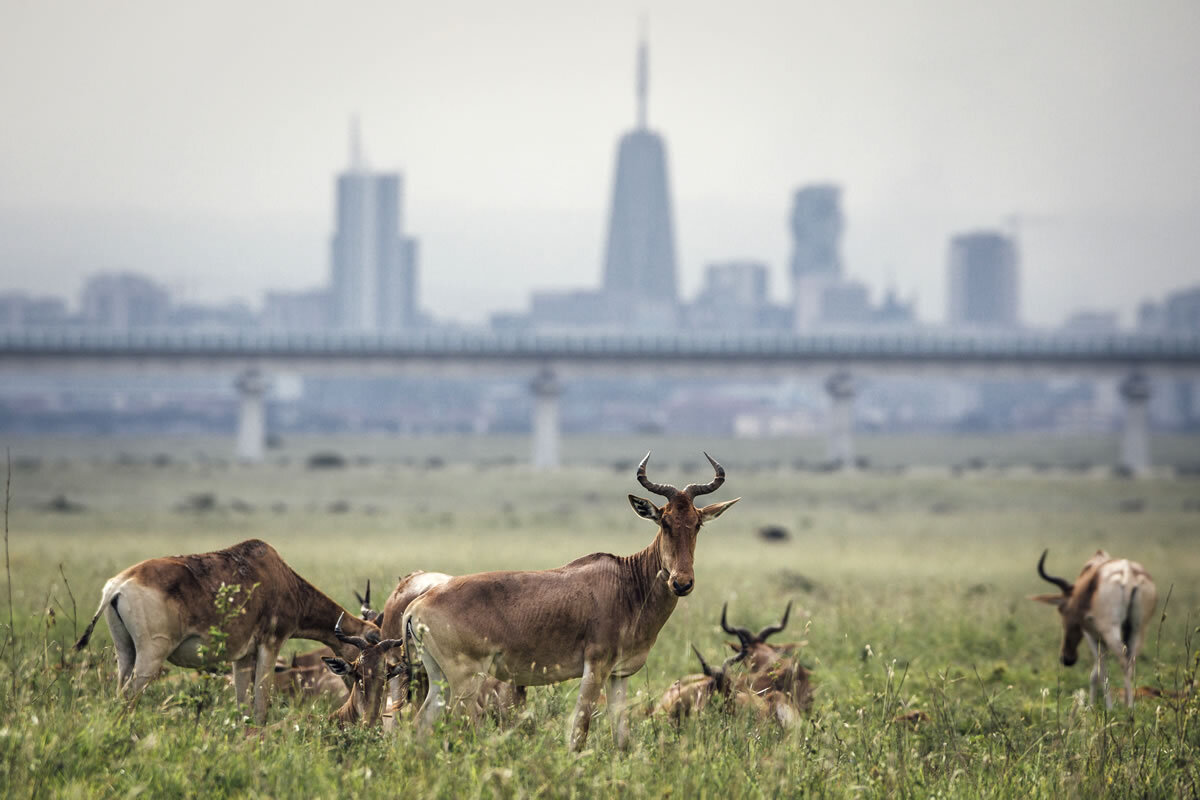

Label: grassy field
[1,436,1199,798]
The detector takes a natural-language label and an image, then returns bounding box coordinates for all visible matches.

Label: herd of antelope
[73,452,1161,750]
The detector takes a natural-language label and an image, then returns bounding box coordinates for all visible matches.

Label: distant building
[80,272,170,329]
[689,261,770,331]
[169,301,257,330]
[599,36,678,329]
[1163,285,1200,333]
[262,288,332,331]
[789,185,843,279]
[946,231,1019,328]
[0,292,68,329]
[330,119,419,332]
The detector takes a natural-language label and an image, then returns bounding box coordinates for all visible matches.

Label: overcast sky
[1,0,1197,326]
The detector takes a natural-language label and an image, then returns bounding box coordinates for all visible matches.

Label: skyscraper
[600,35,678,327]
[790,184,846,330]
[946,231,1019,328]
[330,118,419,331]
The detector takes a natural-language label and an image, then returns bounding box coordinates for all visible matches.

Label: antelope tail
[74,582,118,651]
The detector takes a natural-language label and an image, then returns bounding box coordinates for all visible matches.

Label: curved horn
[720,602,754,648]
[756,600,793,641]
[333,612,370,650]
[721,646,749,673]
[378,638,404,652]
[1037,549,1073,594]
[683,452,725,499]
[637,452,677,499]
[691,644,714,678]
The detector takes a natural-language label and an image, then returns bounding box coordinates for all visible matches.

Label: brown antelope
[327,570,525,728]
[73,538,380,723]
[355,580,381,623]
[404,453,739,750]
[651,645,752,721]
[1031,549,1158,708]
[721,601,814,715]
[321,614,406,727]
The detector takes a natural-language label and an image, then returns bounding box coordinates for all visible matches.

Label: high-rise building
[789,185,844,279]
[600,36,678,328]
[946,231,1019,328]
[330,119,419,331]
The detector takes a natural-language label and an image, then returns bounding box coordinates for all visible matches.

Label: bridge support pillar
[530,367,562,470]
[1118,372,1151,476]
[235,369,269,464]
[825,371,856,468]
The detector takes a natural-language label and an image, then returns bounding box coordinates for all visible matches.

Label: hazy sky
[1,0,1198,326]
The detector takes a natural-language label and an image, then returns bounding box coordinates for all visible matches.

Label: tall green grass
[1,448,1198,798]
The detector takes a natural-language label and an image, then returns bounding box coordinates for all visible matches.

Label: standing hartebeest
[74,539,380,723]
[721,601,814,715]
[404,452,739,750]
[1031,549,1158,708]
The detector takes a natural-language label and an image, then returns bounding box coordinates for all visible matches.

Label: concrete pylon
[825,371,856,468]
[1118,372,1151,476]
[530,367,563,470]
[235,369,270,464]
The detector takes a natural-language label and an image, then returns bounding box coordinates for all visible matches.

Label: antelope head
[721,602,799,667]
[323,613,405,725]
[1030,549,1107,667]
[691,644,748,695]
[627,452,740,597]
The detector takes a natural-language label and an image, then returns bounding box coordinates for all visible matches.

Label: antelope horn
[683,452,725,499]
[721,646,750,673]
[378,638,404,652]
[721,602,754,648]
[691,644,714,678]
[756,600,793,641]
[637,452,678,499]
[333,612,370,650]
[1037,550,1073,594]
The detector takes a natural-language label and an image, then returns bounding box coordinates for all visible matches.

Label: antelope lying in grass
[325,570,525,727]
[651,645,751,721]
[321,614,406,726]
[74,539,379,723]
[1031,549,1158,708]
[405,453,739,750]
[721,601,814,716]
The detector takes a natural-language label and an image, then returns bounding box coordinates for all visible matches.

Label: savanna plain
[1,433,1199,799]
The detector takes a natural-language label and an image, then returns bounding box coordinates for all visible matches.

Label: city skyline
[1,1,1198,327]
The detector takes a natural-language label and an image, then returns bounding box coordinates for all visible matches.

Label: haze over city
[2,0,1198,326]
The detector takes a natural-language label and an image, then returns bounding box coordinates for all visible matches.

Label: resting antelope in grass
[74,539,380,723]
[1031,549,1158,708]
[404,452,739,750]
[651,645,752,721]
[721,601,814,716]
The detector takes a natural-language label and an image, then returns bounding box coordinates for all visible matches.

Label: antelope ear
[724,641,740,653]
[1029,593,1067,608]
[387,663,408,680]
[699,497,741,522]
[628,494,661,522]
[322,657,352,676]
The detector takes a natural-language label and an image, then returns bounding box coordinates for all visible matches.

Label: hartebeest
[651,645,751,721]
[721,601,814,715]
[329,569,526,728]
[321,614,406,727]
[404,453,739,750]
[74,539,380,723]
[1031,549,1158,708]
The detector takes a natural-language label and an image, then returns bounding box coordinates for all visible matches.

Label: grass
[1,436,1199,798]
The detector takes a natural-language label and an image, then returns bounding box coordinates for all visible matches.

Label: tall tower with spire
[600,32,679,327]
[330,116,419,331]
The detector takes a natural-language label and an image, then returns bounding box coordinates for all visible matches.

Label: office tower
[946,231,1019,328]
[600,36,678,326]
[330,119,419,331]
[789,185,844,279]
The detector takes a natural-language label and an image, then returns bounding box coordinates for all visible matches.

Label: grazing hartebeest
[73,539,379,723]
[321,614,406,727]
[721,601,814,714]
[328,570,525,728]
[651,645,752,722]
[1031,549,1158,708]
[404,453,740,750]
